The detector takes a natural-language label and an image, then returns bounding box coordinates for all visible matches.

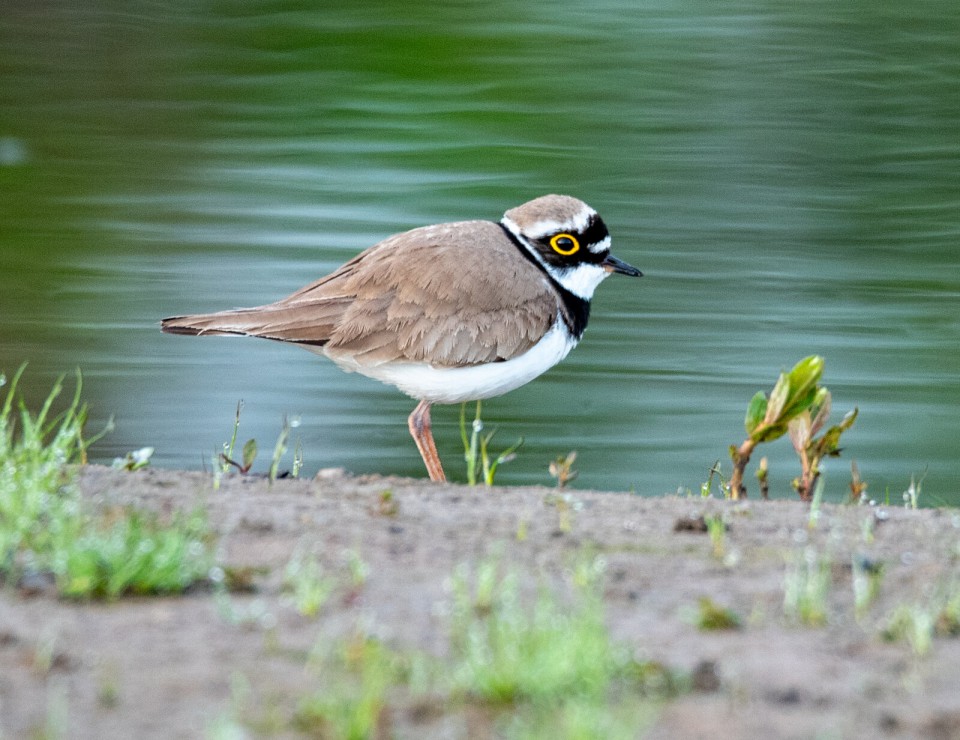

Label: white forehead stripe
[587,235,611,254]
[512,207,597,241]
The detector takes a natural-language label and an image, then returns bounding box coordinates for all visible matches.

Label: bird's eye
[549,233,580,255]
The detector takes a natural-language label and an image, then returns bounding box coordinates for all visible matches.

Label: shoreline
[2,465,959,738]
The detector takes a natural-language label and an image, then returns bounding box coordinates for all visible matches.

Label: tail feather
[161,312,256,337]
[161,302,343,347]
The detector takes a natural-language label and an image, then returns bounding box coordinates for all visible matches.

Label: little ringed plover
[161,194,642,481]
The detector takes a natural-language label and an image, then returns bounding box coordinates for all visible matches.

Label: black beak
[602,254,643,277]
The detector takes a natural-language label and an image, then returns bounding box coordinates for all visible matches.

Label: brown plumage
[161,220,558,369]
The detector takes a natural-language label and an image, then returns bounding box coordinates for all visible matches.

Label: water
[2,1,958,503]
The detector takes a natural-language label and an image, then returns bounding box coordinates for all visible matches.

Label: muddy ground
[2,465,960,739]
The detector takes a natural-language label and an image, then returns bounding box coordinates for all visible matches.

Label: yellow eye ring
[549,233,580,255]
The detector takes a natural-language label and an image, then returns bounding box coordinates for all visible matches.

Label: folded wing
[161,221,558,368]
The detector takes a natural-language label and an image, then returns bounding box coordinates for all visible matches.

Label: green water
[2,2,958,502]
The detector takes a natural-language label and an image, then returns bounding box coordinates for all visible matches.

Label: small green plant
[268,415,291,483]
[902,470,926,509]
[755,456,769,499]
[882,604,934,657]
[374,489,399,516]
[295,633,403,738]
[935,588,960,636]
[0,367,213,599]
[218,405,302,483]
[460,400,523,486]
[515,516,528,541]
[695,596,742,631]
[548,451,579,488]
[849,460,869,503]
[783,546,832,627]
[705,515,727,560]
[447,555,676,705]
[219,401,256,474]
[729,356,857,500]
[227,439,258,474]
[699,461,724,498]
[345,550,370,590]
[788,390,858,501]
[57,508,212,599]
[730,356,823,499]
[880,581,960,658]
[283,549,334,617]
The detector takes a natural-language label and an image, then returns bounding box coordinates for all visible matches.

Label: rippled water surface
[2,2,958,501]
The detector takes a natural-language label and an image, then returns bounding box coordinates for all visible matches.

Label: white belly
[328,320,577,404]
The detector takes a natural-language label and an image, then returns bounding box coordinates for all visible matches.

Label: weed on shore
[0,367,212,598]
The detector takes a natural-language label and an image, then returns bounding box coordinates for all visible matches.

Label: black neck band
[498,222,590,339]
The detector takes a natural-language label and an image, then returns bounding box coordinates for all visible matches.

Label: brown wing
[161,220,559,368]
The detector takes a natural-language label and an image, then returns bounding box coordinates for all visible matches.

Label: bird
[161,194,642,482]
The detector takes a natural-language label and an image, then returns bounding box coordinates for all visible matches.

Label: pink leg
[407,400,446,482]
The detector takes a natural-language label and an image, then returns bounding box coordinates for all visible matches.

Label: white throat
[500,216,611,300]
[551,263,610,300]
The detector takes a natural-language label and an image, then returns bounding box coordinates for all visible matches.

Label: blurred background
[1,1,958,502]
